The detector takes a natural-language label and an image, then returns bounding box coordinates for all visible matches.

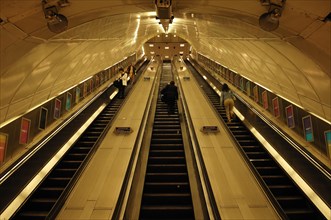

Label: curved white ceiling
[0,0,330,125]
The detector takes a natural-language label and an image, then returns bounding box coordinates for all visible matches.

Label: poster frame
[285,105,295,128]
[0,133,8,163]
[54,98,61,119]
[246,81,251,96]
[262,90,268,109]
[66,92,72,111]
[75,87,80,104]
[272,97,280,118]
[39,107,48,130]
[19,117,31,144]
[302,115,314,142]
[324,130,331,157]
[253,85,258,102]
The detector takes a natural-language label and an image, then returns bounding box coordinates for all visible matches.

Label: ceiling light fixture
[259,0,286,31]
[155,0,174,32]
[42,0,68,33]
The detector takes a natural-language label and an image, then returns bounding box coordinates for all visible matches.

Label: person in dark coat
[161,81,178,114]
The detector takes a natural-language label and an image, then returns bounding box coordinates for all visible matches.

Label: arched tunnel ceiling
[0,0,330,125]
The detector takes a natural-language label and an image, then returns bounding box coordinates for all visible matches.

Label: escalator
[8,61,149,220]
[139,62,195,219]
[12,99,123,220]
[185,60,326,220]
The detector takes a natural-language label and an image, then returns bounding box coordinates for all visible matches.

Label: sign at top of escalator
[201,126,219,133]
[114,127,133,134]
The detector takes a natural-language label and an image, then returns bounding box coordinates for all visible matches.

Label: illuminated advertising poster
[96,75,100,86]
[272,97,280,118]
[39,107,48,130]
[0,133,8,163]
[285,105,295,128]
[253,85,258,102]
[325,130,331,157]
[90,80,93,93]
[75,87,80,103]
[230,72,234,83]
[66,92,72,111]
[240,78,244,91]
[246,81,250,96]
[54,98,61,119]
[19,118,31,144]
[302,115,314,142]
[262,90,268,109]
[235,75,240,87]
[83,82,87,97]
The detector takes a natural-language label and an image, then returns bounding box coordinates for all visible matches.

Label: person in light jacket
[220,83,235,123]
[118,68,128,98]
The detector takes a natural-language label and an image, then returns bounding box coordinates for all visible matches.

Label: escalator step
[145,173,188,182]
[140,205,194,220]
[276,196,308,208]
[17,211,48,219]
[149,150,184,157]
[147,164,186,172]
[34,187,64,198]
[262,175,290,185]
[142,193,192,205]
[143,182,190,193]
[256,166,281,175]
[148,157,186,164]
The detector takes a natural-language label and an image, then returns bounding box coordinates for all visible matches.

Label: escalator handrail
[173,61,221,220]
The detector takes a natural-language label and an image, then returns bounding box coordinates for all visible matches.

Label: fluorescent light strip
[0,104,106,219]
[249,127,330,218]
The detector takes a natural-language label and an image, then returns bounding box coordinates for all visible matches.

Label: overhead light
[259,0,285,31]
[155,0,174,32]
[259,8,281,31]
[42,0,68,33]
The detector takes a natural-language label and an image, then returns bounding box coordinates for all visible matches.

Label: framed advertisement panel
[39,107,48,130]
[246,81,251,96]
[96,75,100,87]
[0,133,8,163]
[90,79,93,92]
[262,90,268,109]
[234,75,240,88]
[285,105,295,128]
[66,92,72,111]
[240,78,244,91]
[83,82,87,97]
[325,130,331,157]
[253,85,258,102]
[19,118,31,144]
[75,87,80,104]
[302,115,314,142]
[272,97,280,118]
[54,98,61,119]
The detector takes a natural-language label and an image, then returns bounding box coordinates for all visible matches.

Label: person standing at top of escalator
[161,81,178,114]
[220,83,236,123]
